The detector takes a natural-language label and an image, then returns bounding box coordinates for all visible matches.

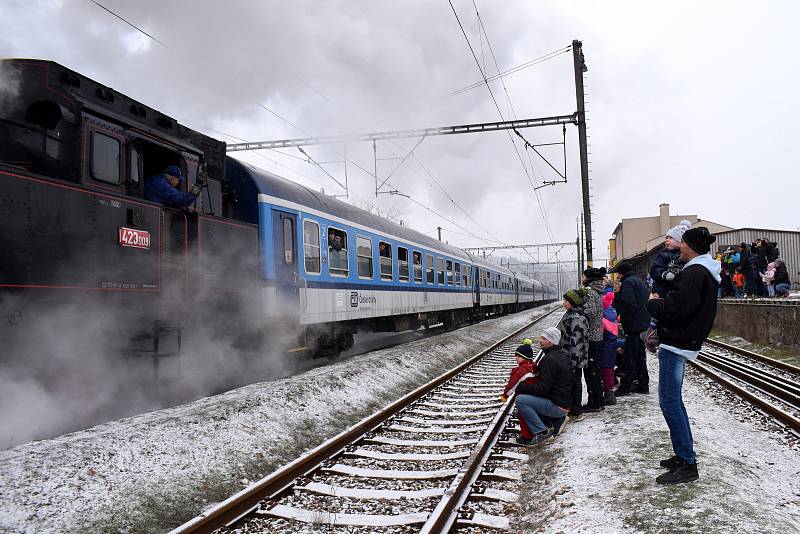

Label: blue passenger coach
[227,158,550,355]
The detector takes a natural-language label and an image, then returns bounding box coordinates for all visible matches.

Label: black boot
[659,455,680,470]
[604,390,617,405]
[656,461,699,485]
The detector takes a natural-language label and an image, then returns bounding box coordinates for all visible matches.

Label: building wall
[714,301,800,350]
[713,228,800,288]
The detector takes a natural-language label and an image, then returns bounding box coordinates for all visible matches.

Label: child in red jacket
[501,339,540,440]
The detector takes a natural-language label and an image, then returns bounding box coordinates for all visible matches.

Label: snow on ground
[0,303,561,534]
[513,354,800,533]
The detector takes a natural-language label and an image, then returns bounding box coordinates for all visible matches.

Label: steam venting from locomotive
[0,247,299,450]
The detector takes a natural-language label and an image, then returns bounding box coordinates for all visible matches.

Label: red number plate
[118,227,151,249]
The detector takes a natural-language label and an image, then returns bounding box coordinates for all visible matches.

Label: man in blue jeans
[514,327,573,446]
[647,227,720,485]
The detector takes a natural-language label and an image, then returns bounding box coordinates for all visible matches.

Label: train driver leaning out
[144,165,206,208]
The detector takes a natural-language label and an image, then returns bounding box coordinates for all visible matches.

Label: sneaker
[527,429,553,446]
[514,436,533,446]
[659,455,680,470]
[567,413,585,422]
[656,461,699,485]
[551,416,568,436]
[603,391,617,405]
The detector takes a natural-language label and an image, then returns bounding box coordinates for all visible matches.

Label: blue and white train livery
[228,158,555,355]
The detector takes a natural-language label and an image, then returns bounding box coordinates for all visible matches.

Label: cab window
[91,131,121,185]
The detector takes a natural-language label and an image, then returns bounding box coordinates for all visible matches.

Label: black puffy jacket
[516,345,572,410]
[646,263,719,351]
[613,272,651,333]
[773,263,790,285]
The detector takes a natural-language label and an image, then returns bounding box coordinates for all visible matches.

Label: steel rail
[170,306,560,534]
[420,342,549,533]
[689,360,800,435]
[697,352,800,409]
[704,339,800,375]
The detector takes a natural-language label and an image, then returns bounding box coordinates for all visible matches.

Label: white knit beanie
[540,327,562,346]
[666,219,692,242]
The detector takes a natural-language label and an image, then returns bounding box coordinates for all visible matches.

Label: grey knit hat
[666,219,692,242]
[540,327,561,346]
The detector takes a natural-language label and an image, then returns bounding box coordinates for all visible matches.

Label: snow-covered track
[170,307,561,534]
[691,340,800,436]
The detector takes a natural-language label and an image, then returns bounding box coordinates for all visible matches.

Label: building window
[398,247,409,282]
[426,253,434,284]
[327,227,348,277]
[91,131,121,185]
[303,220,321,274]
[356,235,373,279]
[413,251,423,283]
[379,241,393,281]
[436,257,445,285]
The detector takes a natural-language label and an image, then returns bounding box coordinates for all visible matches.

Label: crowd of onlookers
[507,222,724,485]
[649,235,791,299]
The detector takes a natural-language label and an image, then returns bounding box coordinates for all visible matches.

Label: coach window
[426,254,435,284]
[357,235,373,279]
[454,263,461,286]
[328,227,348,277]
[464,265,471,287]
[446,260,453,286]
[91,131,121,185]
[379,241,393,281]
[413,251,423,283]
[436,257,445,285]
[398,247,410,282]
[303,220,321,274]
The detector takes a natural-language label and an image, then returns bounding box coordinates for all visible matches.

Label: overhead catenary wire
[447,0,555,244]
[86,0,539,249]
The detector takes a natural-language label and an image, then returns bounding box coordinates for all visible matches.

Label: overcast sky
[2,0,798,270]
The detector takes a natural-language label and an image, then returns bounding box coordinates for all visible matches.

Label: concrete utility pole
[573,39,593,267]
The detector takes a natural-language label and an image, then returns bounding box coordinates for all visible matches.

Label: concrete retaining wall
[714,301,800,350]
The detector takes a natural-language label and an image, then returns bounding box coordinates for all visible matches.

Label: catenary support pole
[573,39,593,266]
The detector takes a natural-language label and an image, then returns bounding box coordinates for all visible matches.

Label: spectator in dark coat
[581,267,607,412]
[647,226,720,485]
[773,260,791,297]
[611,261,651,396]
[738,243,756,296]
[765,240,780,263]
[751,239,768,296]
[515,328,573,445]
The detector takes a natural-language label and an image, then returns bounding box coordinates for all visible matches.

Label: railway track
[171,307,562,534]
[690,338,800,436]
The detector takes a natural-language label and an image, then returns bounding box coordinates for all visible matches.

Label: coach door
[272,210,300,310]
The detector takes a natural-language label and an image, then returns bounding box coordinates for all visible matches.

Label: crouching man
[646,226,720,485]
[513,327,573,446]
